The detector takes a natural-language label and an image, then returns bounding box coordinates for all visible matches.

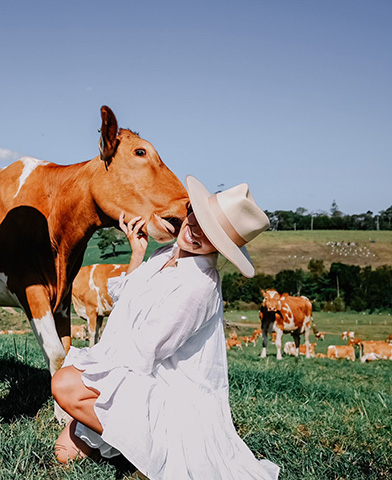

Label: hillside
[233,229,392,275]
[82,230,392,276]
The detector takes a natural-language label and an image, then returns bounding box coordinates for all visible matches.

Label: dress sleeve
[128,275,220,375]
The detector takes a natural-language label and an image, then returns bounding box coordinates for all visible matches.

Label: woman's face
[177,211,217,255]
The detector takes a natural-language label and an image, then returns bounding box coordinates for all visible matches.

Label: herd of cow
[226,327,392,363]
[70,272,392,364]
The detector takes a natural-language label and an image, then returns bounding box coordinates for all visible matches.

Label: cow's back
[72,263,128,319]
[0,158,53,218]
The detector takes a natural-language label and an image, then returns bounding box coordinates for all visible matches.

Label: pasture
[0,309,391,479]
[82,230,392,276]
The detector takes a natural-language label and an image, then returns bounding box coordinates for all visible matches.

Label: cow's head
[261,289,281,312]
[93,106,189,242]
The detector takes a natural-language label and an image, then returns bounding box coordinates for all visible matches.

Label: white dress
[64,244,280,480]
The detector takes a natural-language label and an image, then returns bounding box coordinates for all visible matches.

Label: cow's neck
[48,158,112,307]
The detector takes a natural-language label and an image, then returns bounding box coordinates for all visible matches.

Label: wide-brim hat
[185,175,270,278]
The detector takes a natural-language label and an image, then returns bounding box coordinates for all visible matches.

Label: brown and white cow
[72,263,128,346]
[341,331,355,341]
[327,345,356,361]
[359,340,392,362]
[71,324,88,340]
[284,341,316,357]
[0,106,188,409]
[260,289,317,360]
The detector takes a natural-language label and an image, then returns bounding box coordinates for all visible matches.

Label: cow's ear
[261,289,266,296]
[99,106,119,169]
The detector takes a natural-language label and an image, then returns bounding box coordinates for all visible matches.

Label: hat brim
[185,175,256,278]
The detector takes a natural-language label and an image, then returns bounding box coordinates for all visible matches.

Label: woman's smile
[177,212,216,255]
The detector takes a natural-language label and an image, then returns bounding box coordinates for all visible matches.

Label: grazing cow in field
[327,345,356,361]
[70,324,88,340]
[341,331,355,340]
[240,335,257,347]
[226,338,243,350]
[260,289,317,360]
[0,329,26,335]
[0,106,188,419]
[284,341,316,357]
[347,337,362,347]
[359,341,392,362]
[72,263,128,346]
[253,329,263,338]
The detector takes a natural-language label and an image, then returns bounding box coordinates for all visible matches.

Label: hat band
[208,195,247,247]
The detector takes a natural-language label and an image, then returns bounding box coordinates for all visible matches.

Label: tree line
[222,260,392,312]
[267,202,392,231]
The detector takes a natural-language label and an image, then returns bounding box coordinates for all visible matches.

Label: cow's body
[360,340,392,362]
[341,331,355,340]
[72,263,128,346]
[71,324,88,340]
[260,289,316,360]
[327,345,356,361]
[284,341,316,357]
[0,107,188,421]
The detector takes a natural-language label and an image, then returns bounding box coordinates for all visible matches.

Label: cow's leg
[26,285,65,376]
[292,332,300,357]
[95,315,104,346]
[85,307,98,347]
[275,329,283,360]
[260,329,268,358]
[54,292,72,356]
[304,321,311,358]
[26,286,73,423]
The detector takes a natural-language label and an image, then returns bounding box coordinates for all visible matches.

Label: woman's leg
[54,418,93,463]
[52,365,104,463]
[52,365,103,434]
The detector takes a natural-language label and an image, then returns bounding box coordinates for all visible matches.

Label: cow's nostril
[164,217,182,235]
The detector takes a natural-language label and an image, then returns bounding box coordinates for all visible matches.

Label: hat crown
[215,183,270,244]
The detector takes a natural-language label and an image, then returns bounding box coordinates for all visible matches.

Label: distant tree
[308,259,325,279]
[97,227,126,256]
[330,200,343,217]
[295,207,308,216]
[379,206,392,230]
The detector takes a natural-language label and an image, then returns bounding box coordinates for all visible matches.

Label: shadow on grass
[0,356,51,422]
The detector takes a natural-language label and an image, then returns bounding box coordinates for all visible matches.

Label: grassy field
[0,310,391,479]
[82,230,392,276]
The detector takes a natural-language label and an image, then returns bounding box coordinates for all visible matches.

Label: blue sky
[1,0,391,215]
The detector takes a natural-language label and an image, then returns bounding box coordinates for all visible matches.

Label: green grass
[82,233,171,267]
[1,310,392,479]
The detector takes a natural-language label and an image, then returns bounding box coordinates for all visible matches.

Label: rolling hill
[83,230,392,276]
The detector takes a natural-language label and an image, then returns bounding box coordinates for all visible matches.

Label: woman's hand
[119,212,148,273]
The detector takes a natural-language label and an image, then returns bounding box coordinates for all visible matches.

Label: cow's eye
[135,149,146,156]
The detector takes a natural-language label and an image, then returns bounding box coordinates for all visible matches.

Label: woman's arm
[119,212,148,274]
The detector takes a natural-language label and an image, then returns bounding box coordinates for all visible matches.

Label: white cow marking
[30,309,65,375]
[89,264,105,314]
[14,157,48,198]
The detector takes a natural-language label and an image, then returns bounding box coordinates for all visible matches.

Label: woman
[52,175,279,479]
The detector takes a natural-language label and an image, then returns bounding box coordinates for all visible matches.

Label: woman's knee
[52,366,80,408]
